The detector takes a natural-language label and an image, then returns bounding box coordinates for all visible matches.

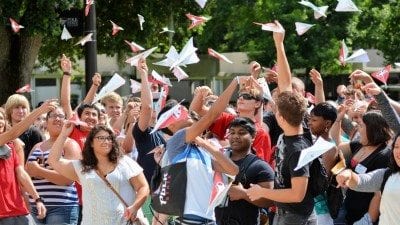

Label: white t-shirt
[72,155,143,225]
[380,173,400,225]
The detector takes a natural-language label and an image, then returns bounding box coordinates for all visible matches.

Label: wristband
[63,71,71,76]
[35,197,45,203]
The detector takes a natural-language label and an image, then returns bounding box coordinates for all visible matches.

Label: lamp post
[84,0,98,94]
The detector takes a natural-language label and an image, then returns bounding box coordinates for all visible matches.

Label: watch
[35,197,45,203]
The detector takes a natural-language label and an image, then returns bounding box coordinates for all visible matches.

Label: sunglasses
[238,93,258,101]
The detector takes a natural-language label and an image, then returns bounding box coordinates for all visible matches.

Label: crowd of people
[1,20,399,225]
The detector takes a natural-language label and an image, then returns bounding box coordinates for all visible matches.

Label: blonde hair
[101,92,123,106]
[0,107,10,133]
[4,94,30,122]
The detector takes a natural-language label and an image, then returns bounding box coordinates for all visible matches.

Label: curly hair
[81,125,122,173]
[276,91,307,127]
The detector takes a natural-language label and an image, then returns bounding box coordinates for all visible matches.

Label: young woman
[48,124,149,225]
[25,107,81,225]
[337,133,400,225]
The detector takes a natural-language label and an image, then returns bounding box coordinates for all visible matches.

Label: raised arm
[60,54,74,119]
[136,58,153,131]
[185,77,243,142]
[0,100,57,146]
[189,86,213,117]
[82,73,101,105]
[309,69,325,104]
[47,122,79,182]
[273,21,292,93]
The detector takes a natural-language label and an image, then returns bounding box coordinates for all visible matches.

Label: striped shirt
[28,147,78,206]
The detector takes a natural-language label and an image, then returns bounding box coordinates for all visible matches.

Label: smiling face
[236,92,261,114]
[228,126,253,153]
[80,108,99,128]
[46,108,66,136]
[91,130,113,157]
[104,101,122,120]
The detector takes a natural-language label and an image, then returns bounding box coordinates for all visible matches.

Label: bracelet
[63,71,71,76]
[35,197,45,203]
[335,119,342,123]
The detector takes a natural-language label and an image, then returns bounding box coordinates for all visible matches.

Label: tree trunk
[0,27,42,105]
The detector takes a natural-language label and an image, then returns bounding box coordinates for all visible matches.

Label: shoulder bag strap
[95,169,129,208]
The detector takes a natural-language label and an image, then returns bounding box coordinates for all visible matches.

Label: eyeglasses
[48,114,66,120]
[94,136,113,142]
[238,93,258,101]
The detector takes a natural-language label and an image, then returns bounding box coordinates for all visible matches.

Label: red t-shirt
[209,112,273,165]
[0,143,29,218]
[69,126,89,205]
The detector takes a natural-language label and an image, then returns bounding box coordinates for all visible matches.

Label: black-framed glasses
[238,93,257,100]
[48,114,66,120]
[94,136,113,142]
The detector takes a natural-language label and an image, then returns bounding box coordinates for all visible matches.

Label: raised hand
[137,58,148,76]
[309,69,323,87]
[264,68,278,84]
[362,82,382,96]
[60,54,72,74]
[349,69,373,85]
[272,20,285,44]
[250,61,261,79]
[92,73,102,87]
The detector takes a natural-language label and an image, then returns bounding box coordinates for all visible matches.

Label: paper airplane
[75,33,93,46]
[339,40,369,65]
[172,66,189,81]
[124,40,145,53]
[208,48,233,64]
[153,37,199,70]
[371,65,391,85]
[125,47,158,67]
[186,13,209,29]
[295,22,315,35]
[298,1,329,19]
[195,0,207,8]
[137,14,145,31]
[257,78,272,100]
[61,25,72,40]
[150,70,173,86]
[151,102,188,133]
[207,171,234,214]
[295,137,336,171]
[129,79,141,94]
[85,0,94,16]
[16,84,33,93]
[110,20,124,36]
[335,0,360,12]
[92,73,126,104]
[253,22,285,33]
[395,63,400,67]
[154,85,169,115]
[160,27,175,34]
[307,104,314,114]
[9,18,24,33]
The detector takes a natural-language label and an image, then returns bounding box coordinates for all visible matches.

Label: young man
[215,117,274,225]
[247,91,315,225]
[101,92,123,127]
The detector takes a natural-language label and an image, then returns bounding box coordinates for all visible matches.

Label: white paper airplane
[339,40,369,65]
[92,73,126,104]
[257,78,272,100]
[129,79,141,94]
[9,18,24,33]
[124,40,145,53]
[208,48,233,64]
[151,102,188,133]
[61,25,72,40]
[195,0,207,8]
[110,20,124,36]
[298,1,329,19]
[395,63,400,67]
[137,14,145,31]
[335,0,360,12]
[253,22,285,33]
[160,27,175,34]
[295,137,336,171]
[125,47,158,67]
[153,37,199,70]
[295,22,315,35]
[75,33,93,46]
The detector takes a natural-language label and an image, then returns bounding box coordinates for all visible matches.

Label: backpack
[309,157,330,197]
[380,168,392,192]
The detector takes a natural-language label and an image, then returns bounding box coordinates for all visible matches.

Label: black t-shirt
[344,141,390,224]
[274,134,314,215]
[215,153,274,225]
[132,123,166,183]
[19,126,44,162]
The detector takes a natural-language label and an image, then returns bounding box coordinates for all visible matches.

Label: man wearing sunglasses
[190,76,273,166]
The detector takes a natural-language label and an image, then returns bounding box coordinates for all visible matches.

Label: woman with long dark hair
[48,124,149,225]
[337,133,400,225]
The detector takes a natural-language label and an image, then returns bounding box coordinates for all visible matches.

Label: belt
[174,218,215,225]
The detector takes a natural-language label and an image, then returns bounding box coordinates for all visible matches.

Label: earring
[324,127,329,133]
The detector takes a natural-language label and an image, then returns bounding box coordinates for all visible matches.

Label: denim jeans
[32,205,79,225]
[273,209,317,225]
[0,214,36,225]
